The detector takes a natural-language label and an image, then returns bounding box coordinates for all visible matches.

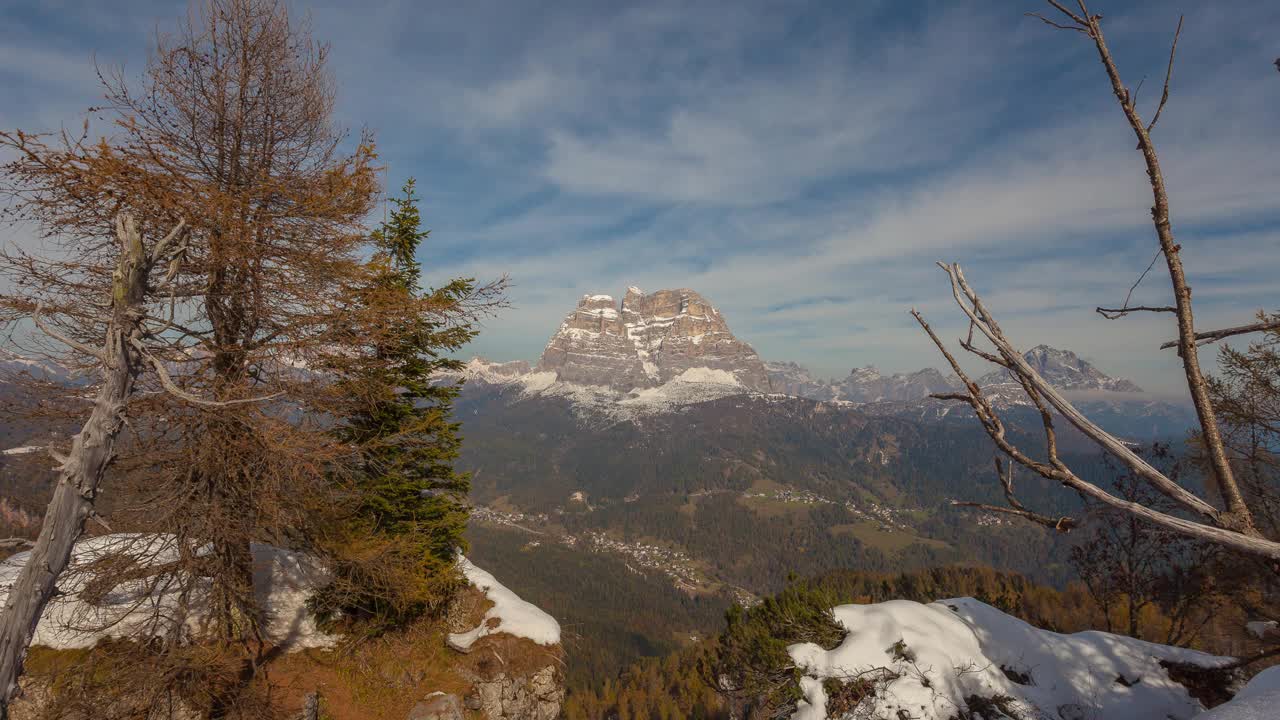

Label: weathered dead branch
[916,1,1279,562]
[1160,319,1280,351]
[0,213,183,710]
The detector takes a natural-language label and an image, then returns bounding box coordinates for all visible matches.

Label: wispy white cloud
[3,0,1278,395]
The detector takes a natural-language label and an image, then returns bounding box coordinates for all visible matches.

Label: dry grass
[267,621,474,720]
[17,588,561,720]
[263,586,562,720]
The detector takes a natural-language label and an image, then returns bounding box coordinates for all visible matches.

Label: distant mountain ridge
[765,362,960,404]
[450,287,1189,436]
[767,344,1143,405]
[976,344,1143,393]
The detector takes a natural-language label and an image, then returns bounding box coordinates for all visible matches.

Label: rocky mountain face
[976,344,1143,392]
[535,287,771,392]
[835,367,959,403]
[464,358,532,380]
[762,361,830,399]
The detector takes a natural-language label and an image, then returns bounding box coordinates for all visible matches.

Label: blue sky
[2,0,1278,395]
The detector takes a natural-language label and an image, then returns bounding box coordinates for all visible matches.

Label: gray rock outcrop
[467,666,563,720]
[408,693,464,720]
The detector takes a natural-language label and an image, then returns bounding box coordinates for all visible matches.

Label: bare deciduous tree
[0,0,385,713]
[912,1,1280,562]
[1069,445,1221,645]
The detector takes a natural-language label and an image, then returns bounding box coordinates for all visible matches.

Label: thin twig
[1146,16,1184,133]
[1025,12,1087,33]
[147,218,187,264]
[958,458,1079,532]
[1044,0,1089,27]
[1096,247,1165,319]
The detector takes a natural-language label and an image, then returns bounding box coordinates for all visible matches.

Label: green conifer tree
[318,179,479,625]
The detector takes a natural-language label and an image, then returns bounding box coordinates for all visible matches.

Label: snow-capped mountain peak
[536,288,771,392]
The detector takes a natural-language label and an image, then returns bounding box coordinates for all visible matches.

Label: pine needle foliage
[316,179,479,627]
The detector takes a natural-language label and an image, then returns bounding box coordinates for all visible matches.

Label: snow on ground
[519,370,559,395]
[669,367,742,386]
[1,536,560,658]
[483,365,754,424]
[445,357,761,424]
[618,367,745,412]
[0,533,336,651]
[1197,666,1280,720]
[788,597,1230,720]
[447,556,560,651]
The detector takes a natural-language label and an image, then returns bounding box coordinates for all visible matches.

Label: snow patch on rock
[448,556,561,651]
[1198,666,1280,720]
[670,367,742,386]
[788,597,1229,720]
[519,370,560,395]
[449,355,759,425]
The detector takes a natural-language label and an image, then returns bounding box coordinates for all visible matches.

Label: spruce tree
[321,179,479,624]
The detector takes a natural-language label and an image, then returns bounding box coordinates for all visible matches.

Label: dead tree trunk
[0,214,152,716]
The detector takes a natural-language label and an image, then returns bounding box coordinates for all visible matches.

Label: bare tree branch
[1096,247,1166,320]
[1025,12,1087,33]
[952,501,1078,532]
[131,340,283,408]
[31,302,107,363]
[146,217,187,265]
[1097,306,1176,319]
[916,263,1280,561]
[937,262,1222,520]
[1039,0,1255,533]
[1160,319,1280,350]
[952,458,1079,532]
[1044,0,1089,27]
